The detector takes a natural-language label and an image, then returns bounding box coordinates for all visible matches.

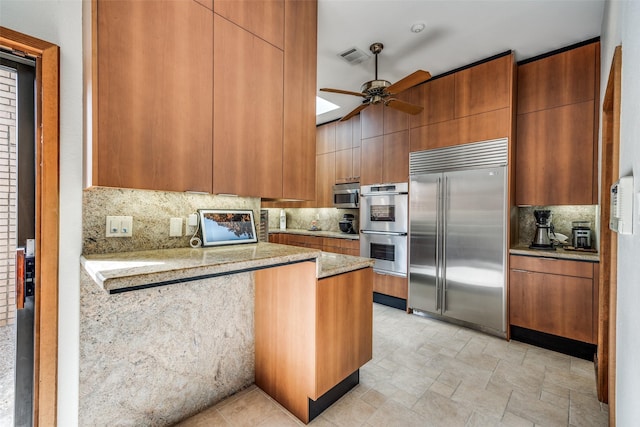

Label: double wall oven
[359,183,408,277]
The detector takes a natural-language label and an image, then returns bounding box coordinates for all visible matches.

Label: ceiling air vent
[337,46,370,65]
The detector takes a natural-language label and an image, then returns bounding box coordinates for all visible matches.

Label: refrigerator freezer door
[408,174,441,314]
[442,167,506,332]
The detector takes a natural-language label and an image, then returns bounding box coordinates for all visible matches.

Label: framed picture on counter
[198,209,258,247]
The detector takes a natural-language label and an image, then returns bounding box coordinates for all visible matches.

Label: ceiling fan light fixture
[410,23,426,33]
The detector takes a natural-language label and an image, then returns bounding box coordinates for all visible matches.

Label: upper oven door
[360,185,408,233]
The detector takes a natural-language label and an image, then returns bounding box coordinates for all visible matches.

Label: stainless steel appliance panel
[360,231,408,276]
[408,174,440,314]
[442,167,506,331]
[333,182,359,208]
[360,185,408,233]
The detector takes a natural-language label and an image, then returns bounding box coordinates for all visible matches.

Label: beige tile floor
[0,324,15,427]
[181,303,608,427]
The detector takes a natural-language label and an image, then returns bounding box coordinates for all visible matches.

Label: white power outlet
[169,217,183,237]
[106,216,133,237]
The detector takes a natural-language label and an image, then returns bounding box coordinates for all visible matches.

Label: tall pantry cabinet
[91,0,317,200]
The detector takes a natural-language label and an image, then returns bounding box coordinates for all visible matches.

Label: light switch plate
[170,217,183,237]
[106,216,133,237]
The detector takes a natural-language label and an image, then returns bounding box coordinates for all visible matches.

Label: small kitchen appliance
[339,213,357,234]
[571,221,592,249]
[530,209,554,250]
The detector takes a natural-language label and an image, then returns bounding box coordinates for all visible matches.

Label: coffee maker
[529,209,555,250]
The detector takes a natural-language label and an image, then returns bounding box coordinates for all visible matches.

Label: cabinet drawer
[510,255,593,278]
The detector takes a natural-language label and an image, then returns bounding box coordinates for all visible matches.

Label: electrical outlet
[106,216,133,237]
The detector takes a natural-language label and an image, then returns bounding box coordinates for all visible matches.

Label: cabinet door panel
[361,103,384,139]
[213,15,283,197]
[455,54,512,118]
[383,91,410,135]
[316,268,373,397]
[316,122,336,154]
[516,101,594,205]
[383,131,409,184]
[410,74,455,128]
[214,0,284,49]
[96,0,213,192]
[283,0,317,200]
[410,120,458,152]
[360,136,383,185]
[316,152,335,207]
[335,149,353,184]
[510,269,593,343]
[518,43,596,114]
[457,107,511,144]
[335,119,353,151]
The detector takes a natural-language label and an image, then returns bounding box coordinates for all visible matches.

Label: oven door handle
[359,230,407,236]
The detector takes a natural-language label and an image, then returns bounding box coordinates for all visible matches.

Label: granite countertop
[510,244,600,262]
[82,242,373,293]
[318,252,374,279]
[270,228,359,240]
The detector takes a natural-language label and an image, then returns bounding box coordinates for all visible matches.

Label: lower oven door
[360,231,407,276]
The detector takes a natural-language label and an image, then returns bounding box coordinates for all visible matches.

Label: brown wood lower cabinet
[269,233,359,256]
[509,255,597,344]
[255,262,373,423]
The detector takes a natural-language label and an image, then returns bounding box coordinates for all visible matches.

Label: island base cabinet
[255,263,373,423]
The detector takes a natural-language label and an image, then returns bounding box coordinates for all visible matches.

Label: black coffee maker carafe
[529,209,555,250]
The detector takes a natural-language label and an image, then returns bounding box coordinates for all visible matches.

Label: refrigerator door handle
[435,177,442,311]
[442,175,448,311]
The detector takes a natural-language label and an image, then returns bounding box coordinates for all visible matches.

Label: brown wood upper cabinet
[335,115,361,183]
[517,42,597,114]
[213,15,283,198]
[454,54,512,118]
[409,74,455,128]
[92,0,317,198]
[213,0,284,49]
[360,130,409,185]
[515,41,599,206]
[94,0,214,192]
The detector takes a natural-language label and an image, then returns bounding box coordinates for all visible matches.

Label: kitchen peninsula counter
[81,243,373,293]
[79,243,374,426]
[510,244,599,262]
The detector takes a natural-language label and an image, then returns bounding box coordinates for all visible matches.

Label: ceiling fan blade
[340,103,369,122]
[320,88,366,97]
[385,98,424,115]
[387,70,432,94]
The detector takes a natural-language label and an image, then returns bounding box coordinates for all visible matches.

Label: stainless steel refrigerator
[408,139,508,336]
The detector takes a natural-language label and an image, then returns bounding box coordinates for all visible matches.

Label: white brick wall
[0,68,17,326]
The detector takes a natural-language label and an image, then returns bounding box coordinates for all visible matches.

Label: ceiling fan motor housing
[361,79,391,103]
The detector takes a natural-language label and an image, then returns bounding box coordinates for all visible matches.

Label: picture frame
[198,209,258,247]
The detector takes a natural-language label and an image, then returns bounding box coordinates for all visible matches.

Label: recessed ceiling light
[316,96,339,115]
[410,23,426,33]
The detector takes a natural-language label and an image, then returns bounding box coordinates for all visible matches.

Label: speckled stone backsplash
[265,208,359,233]
[518,205,598,246]
[83,187,261,254]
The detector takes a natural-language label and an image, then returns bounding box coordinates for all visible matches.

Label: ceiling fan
[320,42,432,122]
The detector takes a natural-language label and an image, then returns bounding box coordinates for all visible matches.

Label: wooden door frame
[0,27,60,427]
[597,45,621,425]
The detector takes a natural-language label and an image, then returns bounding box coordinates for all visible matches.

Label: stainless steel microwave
[333,183,359,208]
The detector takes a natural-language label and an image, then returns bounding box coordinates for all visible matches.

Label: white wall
[600,0,640,423]
[0,1,83,425]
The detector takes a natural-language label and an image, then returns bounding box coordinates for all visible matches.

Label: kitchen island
[80,243,373,426]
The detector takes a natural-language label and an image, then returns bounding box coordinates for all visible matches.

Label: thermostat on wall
[610,176,633,235]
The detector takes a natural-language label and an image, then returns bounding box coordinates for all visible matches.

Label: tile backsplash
[518,205,598,246]
[83,187,261,254]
